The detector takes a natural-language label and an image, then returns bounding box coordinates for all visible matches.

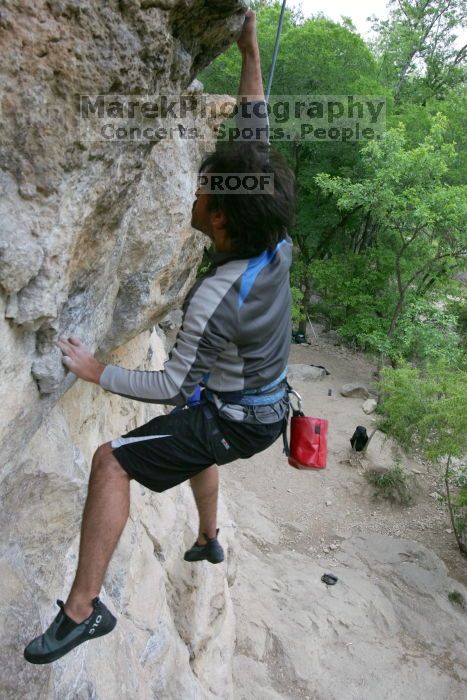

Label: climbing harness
[180,370,329,470]
[202,369,290,456]
[203,367,288,406]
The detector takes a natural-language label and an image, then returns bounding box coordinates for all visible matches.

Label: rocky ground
[219,330,467,700]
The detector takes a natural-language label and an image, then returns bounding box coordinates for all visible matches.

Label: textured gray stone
[0,0,245,465]
[31,346,66,393]
[159,307,184,331]
[0,175,45,294]
[231,530,467,700]
[287,363,327,382]
[362,398,377,414]
[341,383,370,398]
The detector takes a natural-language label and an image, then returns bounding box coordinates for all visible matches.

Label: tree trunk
[445,455,467,557]
[387,293,405,340]
[298,272,312,336]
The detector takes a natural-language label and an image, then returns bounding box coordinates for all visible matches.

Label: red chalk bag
[284,387,328,470]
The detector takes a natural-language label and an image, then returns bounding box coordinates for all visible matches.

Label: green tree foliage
[388,86,467,186]
[313,113,467,364]
[369,1,467,186]
[370,0,467,102]
[267,15,385,251]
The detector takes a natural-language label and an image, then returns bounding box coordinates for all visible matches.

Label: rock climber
[24,10,296,664]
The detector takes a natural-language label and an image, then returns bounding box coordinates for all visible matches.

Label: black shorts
[111,400,286,493]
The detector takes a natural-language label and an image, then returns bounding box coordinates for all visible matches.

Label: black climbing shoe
[24,597,117,664]
[184,528,224,564]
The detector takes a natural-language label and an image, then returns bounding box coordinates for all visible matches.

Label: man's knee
[92,442,113,467]
[91,442,129,479]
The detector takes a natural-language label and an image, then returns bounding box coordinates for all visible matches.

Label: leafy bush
[376,360,467,555]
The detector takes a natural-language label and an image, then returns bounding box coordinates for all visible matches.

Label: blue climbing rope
[265,0,287,102]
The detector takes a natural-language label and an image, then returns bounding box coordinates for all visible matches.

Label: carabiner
[286,386,303,414]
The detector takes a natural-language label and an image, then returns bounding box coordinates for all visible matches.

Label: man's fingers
[243,10,256,26]
[56,338,76,357]
[56,336,82,352]
[237,9,257,49]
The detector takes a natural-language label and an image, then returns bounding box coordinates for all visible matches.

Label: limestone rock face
[1,330,237,698]
[1,1,247,696]
[0,0,244,464]
[231,530,467,700]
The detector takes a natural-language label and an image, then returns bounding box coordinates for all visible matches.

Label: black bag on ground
[350,426,368,452]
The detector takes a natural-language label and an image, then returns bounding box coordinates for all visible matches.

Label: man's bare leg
[64,442,131,623]
[190,465,219,544]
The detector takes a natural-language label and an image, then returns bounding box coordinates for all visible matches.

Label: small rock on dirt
[341,383,370,398]
[288,364,327,382]
[362,398,377,414]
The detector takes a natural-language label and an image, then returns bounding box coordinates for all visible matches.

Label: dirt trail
[220,332,467,700]
[225,333,466,586]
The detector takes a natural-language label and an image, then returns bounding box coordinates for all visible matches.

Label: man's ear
[211,208,227,230]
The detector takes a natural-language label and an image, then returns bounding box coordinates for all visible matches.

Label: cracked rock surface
[0,0,244,459]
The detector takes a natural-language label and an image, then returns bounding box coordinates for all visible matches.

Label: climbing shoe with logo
[24,596,117,664]
[184,528,224,564]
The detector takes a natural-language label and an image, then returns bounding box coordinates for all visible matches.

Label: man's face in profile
[191,181,212,240]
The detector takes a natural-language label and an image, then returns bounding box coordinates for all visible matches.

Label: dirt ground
[223,330,467,587]
[219,330,466,699]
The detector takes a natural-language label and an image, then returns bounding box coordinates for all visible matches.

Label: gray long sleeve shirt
[100,100,292,421]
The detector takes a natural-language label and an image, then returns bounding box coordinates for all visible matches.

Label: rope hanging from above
[265,0,287,102]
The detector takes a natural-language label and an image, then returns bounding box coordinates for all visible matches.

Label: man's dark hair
[198,141,296,256]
